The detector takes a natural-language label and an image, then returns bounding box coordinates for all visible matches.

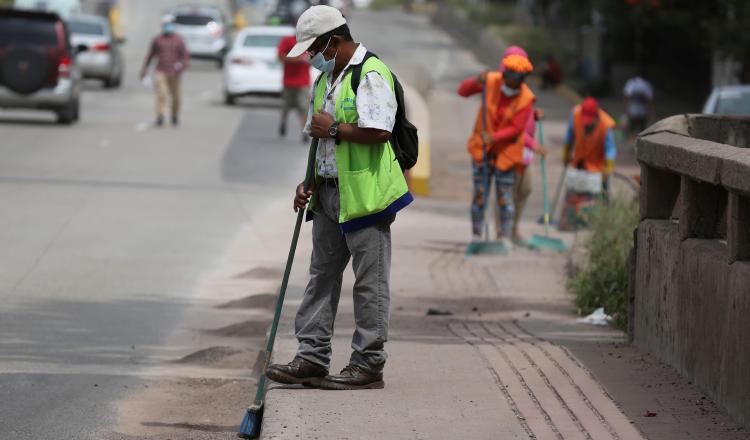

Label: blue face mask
[163,23,175,34]
[310,37,336,73]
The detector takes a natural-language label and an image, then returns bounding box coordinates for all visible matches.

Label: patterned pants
[471,160,515,238]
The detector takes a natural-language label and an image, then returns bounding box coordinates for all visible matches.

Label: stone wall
[634,114,750,427]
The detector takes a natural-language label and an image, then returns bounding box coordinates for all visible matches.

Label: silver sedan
[68,14,124,88]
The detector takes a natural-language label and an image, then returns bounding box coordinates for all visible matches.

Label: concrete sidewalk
[257,9,749,440]
[260,197,644,439]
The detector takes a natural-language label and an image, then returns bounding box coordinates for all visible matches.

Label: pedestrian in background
[458,50,536,249]
[140,15,189,127]
[541,54,563,89]
[623,74,654,140]
[265,6,412,390]
[278,34,312,142]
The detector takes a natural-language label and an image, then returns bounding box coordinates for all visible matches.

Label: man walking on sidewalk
[140,15,189,127]
[265,5,412,390]
[458,52,535,248]
[277,33,311,142]
[623,74,654,141]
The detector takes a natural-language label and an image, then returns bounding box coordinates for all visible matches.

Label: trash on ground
[576,307,612,326]
[644,410,658,417]
[426,308,453,316]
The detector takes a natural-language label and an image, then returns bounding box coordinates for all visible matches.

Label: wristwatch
[328,121,340,142]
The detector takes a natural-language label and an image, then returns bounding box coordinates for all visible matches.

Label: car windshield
[68,20,104,35]
[174,14,216,26]
[243,34,283,48]
[715,90,750,115]
[0,16,58,46]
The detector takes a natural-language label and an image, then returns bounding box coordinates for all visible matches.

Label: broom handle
[481,86,492,242]
[549,159,568,224]
[537,120,550,237]
[253,138,318,404]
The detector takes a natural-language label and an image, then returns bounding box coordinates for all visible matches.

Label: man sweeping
[458,52,536,249]
[265,5,411,390]
[559,97,616,229]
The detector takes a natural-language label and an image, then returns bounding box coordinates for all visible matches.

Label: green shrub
[490,24,575,77]
[567,196,638,330]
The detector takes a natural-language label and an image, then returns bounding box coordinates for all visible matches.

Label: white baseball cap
[287,6,347,58]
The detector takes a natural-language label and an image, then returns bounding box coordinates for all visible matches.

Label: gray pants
[295,182,392,373]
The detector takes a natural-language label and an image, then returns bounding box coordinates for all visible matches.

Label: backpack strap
[350,51,379,96]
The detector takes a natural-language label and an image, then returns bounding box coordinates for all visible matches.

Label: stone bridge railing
[633,114,750,427]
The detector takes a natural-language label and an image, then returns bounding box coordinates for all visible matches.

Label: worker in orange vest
[563,97,616,191]
[458,54,536,248]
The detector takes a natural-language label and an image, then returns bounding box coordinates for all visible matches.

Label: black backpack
[350,52,419,171]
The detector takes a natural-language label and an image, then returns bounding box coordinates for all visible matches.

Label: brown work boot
[265,356,327,386]
[319,364,384,390]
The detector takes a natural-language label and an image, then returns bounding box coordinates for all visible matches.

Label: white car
[14,0,82,18]
[170,5,230,67]
[702,85,750,115]
[223,25,315,104]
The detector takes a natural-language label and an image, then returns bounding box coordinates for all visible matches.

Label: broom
[238,137,318,439]
[527,120,567,253]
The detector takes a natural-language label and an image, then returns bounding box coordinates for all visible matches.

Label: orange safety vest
[571,106,615,173]
[466,72,536,171]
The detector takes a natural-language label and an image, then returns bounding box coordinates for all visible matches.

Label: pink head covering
[499,45,529,72]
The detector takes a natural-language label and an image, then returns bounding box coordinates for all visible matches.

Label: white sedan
[223,25,315,104]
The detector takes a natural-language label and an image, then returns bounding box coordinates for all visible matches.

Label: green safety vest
[308,55,413,233]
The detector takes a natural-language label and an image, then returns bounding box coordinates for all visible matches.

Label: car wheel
[224,91,235,105]
[57,99,79,124]
[104,75,122,89]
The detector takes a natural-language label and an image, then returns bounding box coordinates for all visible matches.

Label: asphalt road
[0,1,307,438]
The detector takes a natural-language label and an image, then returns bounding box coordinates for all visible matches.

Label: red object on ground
[546,59,563,83]
[278,35,310,88]
[644,410,658,417]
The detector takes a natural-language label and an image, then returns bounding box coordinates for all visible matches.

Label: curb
[402,81,431,197]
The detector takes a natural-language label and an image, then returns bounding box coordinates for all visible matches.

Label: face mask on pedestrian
[501,70,525,96]
[585,119,598,134]
[163,23,175,35]
[501,84,520,97]
[310,37,337,73]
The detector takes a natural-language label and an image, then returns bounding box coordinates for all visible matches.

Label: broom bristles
[238,404,263,439]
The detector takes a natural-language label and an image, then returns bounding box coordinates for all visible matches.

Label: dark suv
[0,8,82,124]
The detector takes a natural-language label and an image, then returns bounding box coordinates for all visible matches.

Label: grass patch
[567,196,638,331]
[448,1,514,27]
[490,24,575,75]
